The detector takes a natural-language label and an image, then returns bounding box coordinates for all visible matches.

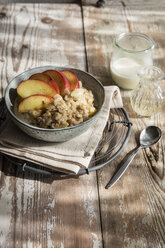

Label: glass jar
[130,66,164,116]
[110,32,155,90]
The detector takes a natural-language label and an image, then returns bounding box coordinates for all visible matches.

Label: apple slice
[29,73,51,83]
[49,79,60,94]
[29,73,60,93]
[18,94,54,112]
[61,70,79,91]
[44,70,70,95]
[17,79,57,98]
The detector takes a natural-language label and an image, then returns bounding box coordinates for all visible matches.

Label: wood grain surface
[0,1,165,248]
[83,0,165,247]
[0,3,102,248]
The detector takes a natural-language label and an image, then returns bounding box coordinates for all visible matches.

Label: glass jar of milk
[110,32,155,89]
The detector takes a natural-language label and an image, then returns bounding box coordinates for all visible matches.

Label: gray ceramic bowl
[5,66,105,142]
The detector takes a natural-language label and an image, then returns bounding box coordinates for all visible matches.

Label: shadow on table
[0,154,80,184]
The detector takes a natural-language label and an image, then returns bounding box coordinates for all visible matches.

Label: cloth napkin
[0,86,123,174]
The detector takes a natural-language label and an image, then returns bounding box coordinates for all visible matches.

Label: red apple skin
[43,70,70,95]
[18,94,54,112]
[30,73,61,94]
[61,70,79,91]
[29,73,51,83]
[17,79,57,98]
[49,79,60,94]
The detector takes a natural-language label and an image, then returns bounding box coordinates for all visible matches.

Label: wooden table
[0,1,165,247]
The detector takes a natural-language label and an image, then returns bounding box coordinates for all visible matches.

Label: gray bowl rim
[5,66,105,132]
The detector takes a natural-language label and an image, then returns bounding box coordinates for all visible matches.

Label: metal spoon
[105,126,162,189]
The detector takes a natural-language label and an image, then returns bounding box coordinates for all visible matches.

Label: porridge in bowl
[15,69,96,129]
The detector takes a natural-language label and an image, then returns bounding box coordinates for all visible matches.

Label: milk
[110,57,152,89]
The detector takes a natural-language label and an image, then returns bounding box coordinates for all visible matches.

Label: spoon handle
[105,147,139,189]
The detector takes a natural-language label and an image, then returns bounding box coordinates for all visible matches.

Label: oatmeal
[16,85,96,129]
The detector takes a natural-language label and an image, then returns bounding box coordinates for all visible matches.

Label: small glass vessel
[110,32,155,90]
[130,66,164,116]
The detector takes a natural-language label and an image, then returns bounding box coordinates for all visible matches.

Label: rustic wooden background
[0,1,165,247]
[0,0,78,3]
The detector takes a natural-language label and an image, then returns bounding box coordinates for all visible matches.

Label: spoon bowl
[140,126,162,148]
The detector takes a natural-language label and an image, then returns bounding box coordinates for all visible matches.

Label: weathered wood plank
[83,0,165,247]
[0,3,102,247]
[0,0,78,3]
